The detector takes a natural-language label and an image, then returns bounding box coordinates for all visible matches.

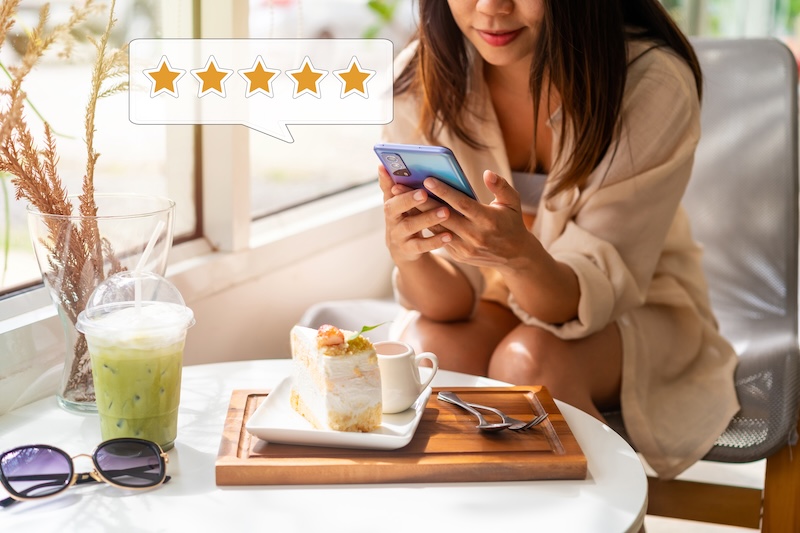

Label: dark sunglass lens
[95,440,163,488]
[0,446,72,499]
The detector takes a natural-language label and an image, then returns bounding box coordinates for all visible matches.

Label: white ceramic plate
[245,377,431,450]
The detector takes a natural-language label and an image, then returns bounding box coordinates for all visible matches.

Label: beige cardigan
[385,40,739,479]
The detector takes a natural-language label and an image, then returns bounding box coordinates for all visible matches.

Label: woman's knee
[487,322,623,414]
[398,302,521,376]
[487,326,568,383]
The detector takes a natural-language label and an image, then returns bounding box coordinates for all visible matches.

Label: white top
[0,360,647,533]
[511,170,548,215]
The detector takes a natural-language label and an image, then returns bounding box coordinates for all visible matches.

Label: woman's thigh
[487,322,623,417]
[398,300,521,377]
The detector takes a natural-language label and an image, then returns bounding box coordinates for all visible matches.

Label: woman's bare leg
[487,322,623,421]
[399,301,521,376]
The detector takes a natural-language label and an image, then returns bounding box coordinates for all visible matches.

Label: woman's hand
[378,165,454,264]
[427,170,541,271]
[378,165,476,320]
[381,166,578,324]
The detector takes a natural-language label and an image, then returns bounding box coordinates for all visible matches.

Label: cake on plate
[290,324,382,432]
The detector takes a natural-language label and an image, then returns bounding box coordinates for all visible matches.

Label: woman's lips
[477,28,523,47]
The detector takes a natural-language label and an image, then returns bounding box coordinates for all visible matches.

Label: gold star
[333,56,375,99]
[286,56,327,98]
[238,56,280,97]
[190,55,233,98]
[143,56,185,98]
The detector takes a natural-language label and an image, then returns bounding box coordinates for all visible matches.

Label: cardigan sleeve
[509,50,702,338]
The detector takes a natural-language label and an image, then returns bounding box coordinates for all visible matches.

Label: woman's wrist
[494,231,544,277]
[498,238,580,324]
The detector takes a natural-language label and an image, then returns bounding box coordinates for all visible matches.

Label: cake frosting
[290,324,382,432]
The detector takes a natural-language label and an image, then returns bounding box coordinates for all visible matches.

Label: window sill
[2,182,383,326]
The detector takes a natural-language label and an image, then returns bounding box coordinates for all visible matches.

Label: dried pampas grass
[0,0,129,400]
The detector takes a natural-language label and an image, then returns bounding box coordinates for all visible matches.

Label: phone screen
[374,143,477,200]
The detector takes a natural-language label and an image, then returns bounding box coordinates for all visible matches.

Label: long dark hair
[395,0,702,196]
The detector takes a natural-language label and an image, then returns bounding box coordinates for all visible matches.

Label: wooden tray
[215,386,587,485]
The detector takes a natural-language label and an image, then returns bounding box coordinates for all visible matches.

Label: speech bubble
[128,38,394,143]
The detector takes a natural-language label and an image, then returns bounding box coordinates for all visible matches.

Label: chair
[641,37,800,531]
[298,37,800,531]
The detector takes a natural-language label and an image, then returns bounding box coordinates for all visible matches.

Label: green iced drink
[88,337,184,450]
[77,272,194,452]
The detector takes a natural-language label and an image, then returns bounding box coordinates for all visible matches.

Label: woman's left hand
[427,170,542,271]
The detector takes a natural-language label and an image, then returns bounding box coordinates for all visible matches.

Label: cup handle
[415,352,439,391]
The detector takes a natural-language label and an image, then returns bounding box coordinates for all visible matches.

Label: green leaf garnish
[346,323,387,342]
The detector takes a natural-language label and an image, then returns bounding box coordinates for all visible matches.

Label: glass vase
[27,194,175,413]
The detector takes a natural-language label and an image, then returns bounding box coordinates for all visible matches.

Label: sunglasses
[0,438,170,508]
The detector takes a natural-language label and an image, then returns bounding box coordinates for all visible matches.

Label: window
[662,0,800,39]
[246,0,417,218]
[0,0,196,295]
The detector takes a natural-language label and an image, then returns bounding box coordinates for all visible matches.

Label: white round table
[0,360,647,532]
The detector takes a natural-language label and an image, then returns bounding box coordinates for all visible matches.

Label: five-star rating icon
[143,54,374,99]
[130,38,394,143]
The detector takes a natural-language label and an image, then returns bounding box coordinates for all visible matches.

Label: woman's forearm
[499,237,581,325]
[395,253,476,321]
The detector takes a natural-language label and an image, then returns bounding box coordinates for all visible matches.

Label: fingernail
[441,234,452,243]
[487,171,498,184]
[437,208,447,219]
[413,190,424,201]
[424,178,436,189]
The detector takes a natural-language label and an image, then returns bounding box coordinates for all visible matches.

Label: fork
[436,392,512,431]
[468,402,548,431]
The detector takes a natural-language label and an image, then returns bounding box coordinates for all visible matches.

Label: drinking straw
[134,220,165,307]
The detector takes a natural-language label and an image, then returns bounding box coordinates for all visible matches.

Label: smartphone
[374,143,477,201]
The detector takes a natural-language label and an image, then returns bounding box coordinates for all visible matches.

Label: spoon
[437,391,512,432]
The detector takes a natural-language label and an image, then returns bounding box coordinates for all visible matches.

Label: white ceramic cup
[374,340,439,414]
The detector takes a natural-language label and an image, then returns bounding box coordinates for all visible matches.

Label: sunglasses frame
[0,437,169,507]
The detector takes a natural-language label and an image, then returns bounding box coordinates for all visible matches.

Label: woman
[379,0,739,479]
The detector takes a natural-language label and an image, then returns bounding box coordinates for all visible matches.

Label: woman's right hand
[378,165,453,264]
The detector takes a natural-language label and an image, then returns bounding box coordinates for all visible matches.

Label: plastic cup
[77,271,194,450]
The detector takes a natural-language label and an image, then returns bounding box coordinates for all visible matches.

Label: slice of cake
[290,324,382,432]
